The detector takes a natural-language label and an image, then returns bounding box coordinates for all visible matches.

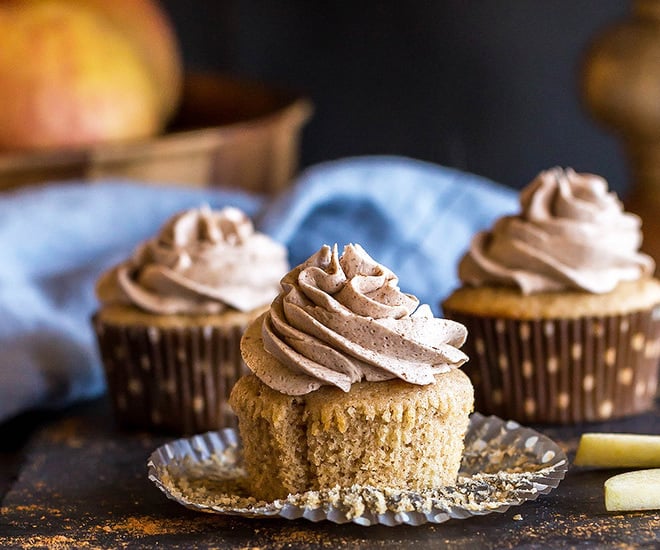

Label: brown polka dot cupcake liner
[443,308,660,424]
[92,316,249,435]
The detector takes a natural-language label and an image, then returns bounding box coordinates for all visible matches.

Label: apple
[72,0,183,122]
[604,469,660,512]
[574,433,660,468]
[0,0,183,151]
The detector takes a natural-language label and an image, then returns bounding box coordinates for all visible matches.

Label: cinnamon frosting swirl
[96,206,289,314]
[256,243,468,395]
[459,167,655,294]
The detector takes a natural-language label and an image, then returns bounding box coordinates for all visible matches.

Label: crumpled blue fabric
[0,155,517,423]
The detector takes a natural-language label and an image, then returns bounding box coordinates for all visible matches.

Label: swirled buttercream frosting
[256,243,469,395]
[459,167,655,294]
[96,206,289,314]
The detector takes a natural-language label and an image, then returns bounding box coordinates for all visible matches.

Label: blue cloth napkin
[0,156,517,423]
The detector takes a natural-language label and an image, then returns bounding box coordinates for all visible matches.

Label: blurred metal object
[582,0,660,269]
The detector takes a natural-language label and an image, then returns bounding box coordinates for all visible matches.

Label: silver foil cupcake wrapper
[444,308,660,424]
[147,412,568,526]
[93,315,249,434]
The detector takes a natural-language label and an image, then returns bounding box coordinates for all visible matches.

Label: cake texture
[93,205,289,434]
[229,243,473,502]
[442,167,660,424]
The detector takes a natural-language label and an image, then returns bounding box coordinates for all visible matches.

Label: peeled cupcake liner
[443,306,660,424]
[146,413,569,526]
[92,314,250,435]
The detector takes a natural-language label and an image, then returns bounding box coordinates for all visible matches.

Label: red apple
[75,0,183,122]
[0,0,183,151]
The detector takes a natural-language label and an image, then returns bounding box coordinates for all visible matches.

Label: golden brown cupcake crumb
[442,278,660,320]
[230,369,474,502]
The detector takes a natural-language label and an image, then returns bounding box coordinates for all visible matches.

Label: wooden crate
[0,72,313,195]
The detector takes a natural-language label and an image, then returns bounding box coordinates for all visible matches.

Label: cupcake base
[444,302,660,424]
[93,305,263,435]
[229,367,474,502]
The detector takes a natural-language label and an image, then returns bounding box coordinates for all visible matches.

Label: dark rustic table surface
[0,395,658,549]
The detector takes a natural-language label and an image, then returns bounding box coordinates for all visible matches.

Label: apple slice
[604,469,660,511]
[574,433,660,468]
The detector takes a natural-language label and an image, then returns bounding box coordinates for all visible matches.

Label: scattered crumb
[512,514,523,521]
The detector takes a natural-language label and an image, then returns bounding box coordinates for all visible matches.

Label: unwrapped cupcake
[442,167,660,424]
[229,243,473,502]
[93,205,289,434]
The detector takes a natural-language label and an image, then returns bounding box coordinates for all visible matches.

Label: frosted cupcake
[229,243,473,502]
[442,167,660,424]
[93,205,289,434]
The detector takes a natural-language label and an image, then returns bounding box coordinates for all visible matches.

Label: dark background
[160,1,631,195]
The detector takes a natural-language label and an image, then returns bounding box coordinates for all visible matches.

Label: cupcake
[442,167,660,424]
[229,243,473,502]
[93,205,289,434]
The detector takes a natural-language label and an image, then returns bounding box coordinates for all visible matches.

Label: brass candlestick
[582,0,660,269]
